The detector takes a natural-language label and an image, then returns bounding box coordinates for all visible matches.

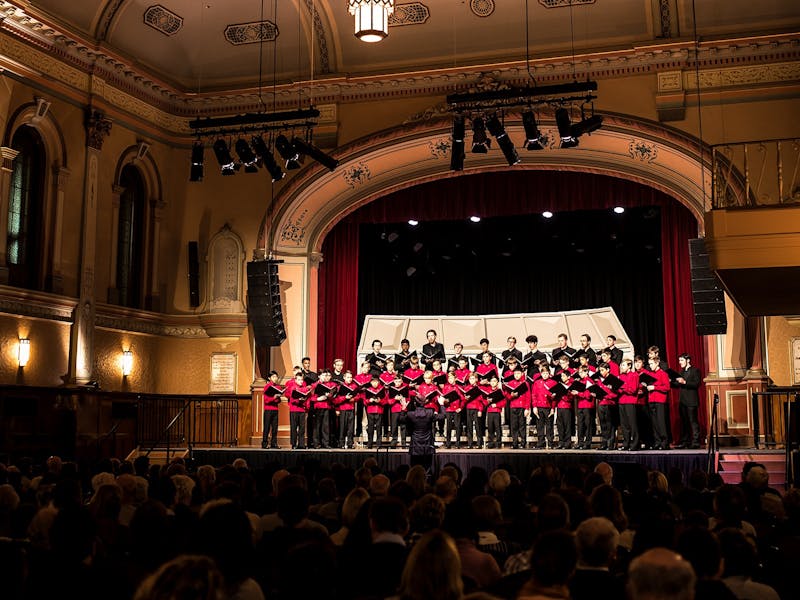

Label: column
[69,108,111,385]
[0,146,20,283]
[47,165,70,294]
[146,198,165,311]
[107,185,122,304]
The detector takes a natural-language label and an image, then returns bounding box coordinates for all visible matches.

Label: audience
[0,453,794,600]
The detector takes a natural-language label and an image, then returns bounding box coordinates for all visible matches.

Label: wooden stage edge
[189,447,778,480]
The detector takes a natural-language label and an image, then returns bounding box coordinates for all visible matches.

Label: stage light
[275,134,301,170]
[555,108,579,148]
[542,211,554,219]
[251,136,285,182]
[122,350,133,377]
[450,116,465,171]
[486,114,520,166]
[213,139,238,175]
[471,117,490,153]
[189,141,204,182]
[405,266,417,277]
[571,114,604,138]
[613,206,625,214]
[235,138,259,173]
[348,0,394,43]
[469,215,481,223]
[408,219,419,226]
[291,137,339,171]
[522,111,546,150]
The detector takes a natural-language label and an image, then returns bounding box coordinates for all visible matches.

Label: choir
[261,330,701,451]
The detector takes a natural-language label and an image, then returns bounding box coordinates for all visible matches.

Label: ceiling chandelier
[348,0,395,43]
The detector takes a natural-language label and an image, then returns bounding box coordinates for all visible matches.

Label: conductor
[398,393,445,473]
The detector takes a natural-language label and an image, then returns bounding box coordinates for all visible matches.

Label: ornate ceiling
[0,1,797,125]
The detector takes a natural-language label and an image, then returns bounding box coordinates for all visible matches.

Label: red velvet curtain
[318,171,706,434]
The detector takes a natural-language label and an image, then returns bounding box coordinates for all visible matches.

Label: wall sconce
[122,350,133,377]
[18,338,30,368]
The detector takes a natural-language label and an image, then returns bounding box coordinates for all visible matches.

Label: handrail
[145,397,194,459]
[707,393,720,474]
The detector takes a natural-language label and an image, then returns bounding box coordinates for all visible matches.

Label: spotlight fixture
[613,206,625,214]
[555,108,579,149]
[471,117,490,153]
[251,136,285,182]
[122,350,133,377]
[570,114,604,138]
[408,219,419,226]
[450,115,465,171]
[275,135,301,170]
[542,211,554,219]
[213,139,239,175]
[486,114,520,166]
[189,141,204,182]
[522,111,546,150]
[348,0,395,43]
[291,137,339,171]
[469,215,481,223]
[18,337,30,368]
[235,138,259,173]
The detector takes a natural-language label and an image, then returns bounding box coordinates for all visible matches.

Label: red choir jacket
[607,361,620,377]
[288,381,312,413]
[403,367,425,388]
[262,381,284,411]
[335,381,359,411]
[454,367,472,385]
[531,378,556,409]
[645,368,671,404]
[618,371,640,405]
[440,383,464,413]
[415,382,441,410]
[575,377,595,410]
[380,371,398,386]
[475,363,499,383]
[505,378,531,410]
[461,383,487,411]
[386,382,410,414]
[502,368,517,383]
[364,384,386,414]
[312,381,338,410]
[595,378,618,406]
[483,384,507,413]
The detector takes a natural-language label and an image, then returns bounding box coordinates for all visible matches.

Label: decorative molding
[657,71,683,92]
[683,61,800,90]
[85,109,112,150]
[224,20,279,46]
[96,304,209,338]
[539,0,595,7]
[470,0,495,17]
[0,287,75,322]
[658,0,671,39]
[428,138,452,158]
[302,0,331,74]
[343,162,372,188]
[143,5,183,37]
[309,252,324,267]
[628,139,658,163]
[279,208,310,245]
[390,3,430,26]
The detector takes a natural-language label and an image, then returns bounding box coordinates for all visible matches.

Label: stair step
[126,447,189,464]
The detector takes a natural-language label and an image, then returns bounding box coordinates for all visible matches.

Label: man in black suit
[501,336,523,363]
[398,394,445,473]
[522,335,549,378]
[421,329,446,369]
[602,335,624,365]
[674,353,701,448]
[551,333,576,367]
[573,333,598,367]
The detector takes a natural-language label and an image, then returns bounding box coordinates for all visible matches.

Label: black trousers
[313,408,331,448]
[637,403,654,447]
[556,408,573,447]
[339,410,355,448]
[366,413,382,447]
[306,409,315,447]
[598,404,617,449]
[680,403,700,446]
[390,412,406,446]
[290,412,306,449]
[466,409,483,447]
[510,407,527,447]
[577,408,594,448]
[355,401,364,436]
[262,410,279,448]
[535,407,554,447]
[650,402,668,448]
[619,403,640,450]
[487,412,502,447]
[445,411,461,446]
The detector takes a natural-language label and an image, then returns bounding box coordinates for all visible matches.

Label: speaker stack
[246,259,286,346]
[688,238,728,336]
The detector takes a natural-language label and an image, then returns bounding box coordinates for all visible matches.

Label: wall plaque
[210,352,237,394]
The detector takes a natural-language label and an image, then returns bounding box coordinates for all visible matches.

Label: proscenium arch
[263,110,714,257]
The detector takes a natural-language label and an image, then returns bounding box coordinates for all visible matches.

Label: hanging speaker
[247,259,286,346]
[688,238,728,336]
[188,241,200,308]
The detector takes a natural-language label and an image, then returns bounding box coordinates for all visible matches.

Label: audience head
[369,474,391,497]
[134,555,224,600]
[397,530,462,600]
[713,484,747,526]
[369,496,409,538]
[410,493,446,534]
[341,487,370,529]
[717,527,756,577]
[590,484,628,533]
[575,517,619,568]
[594,462,613,486]
[471,495,502,532]
[537,493,570,533]
[530,530,577,588]
[434,475,458,504]
[406,465,428,498]
[676,526,723,579]
[489,468,511,496]
[627,548,696,600]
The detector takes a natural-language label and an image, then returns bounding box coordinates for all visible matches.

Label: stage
[192,446,712,481]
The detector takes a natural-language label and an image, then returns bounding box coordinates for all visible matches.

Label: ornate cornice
[95,303,209,338]
[0,286,76,322]
[0,1,797,135]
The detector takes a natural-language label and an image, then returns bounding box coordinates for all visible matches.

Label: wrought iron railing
[712,138,800,208]
[751,386,799,488]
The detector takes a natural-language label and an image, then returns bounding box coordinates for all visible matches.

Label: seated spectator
[570,517,624,600]
[627,548,695,600]
[134,555,224,600]
[408,493,446,544]
[516,530,577,600]
[472,495,520,568]
[406,465,429,498]
[444,500,501,592]
[717,528,780,600]
[435,475,459,505]
[330,486,369,546]
[589,484,633,553]
[489,469,511,499]
[369,473,391,497]
[395,530,463,600]
[675,526,737,600]
[709,485,756,539]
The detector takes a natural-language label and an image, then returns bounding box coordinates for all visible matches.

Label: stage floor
[192,446,719,481]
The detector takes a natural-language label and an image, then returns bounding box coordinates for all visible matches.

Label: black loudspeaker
[188,241,200,308]
[247,259,286,346]
[688,238,728,336]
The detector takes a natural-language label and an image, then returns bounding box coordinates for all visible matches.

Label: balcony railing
[712,138,800,209]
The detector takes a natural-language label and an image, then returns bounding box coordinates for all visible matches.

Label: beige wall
[766,317,800,387]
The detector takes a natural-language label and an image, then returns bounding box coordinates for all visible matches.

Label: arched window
[116,164,146,308]
[8,125,45,289]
